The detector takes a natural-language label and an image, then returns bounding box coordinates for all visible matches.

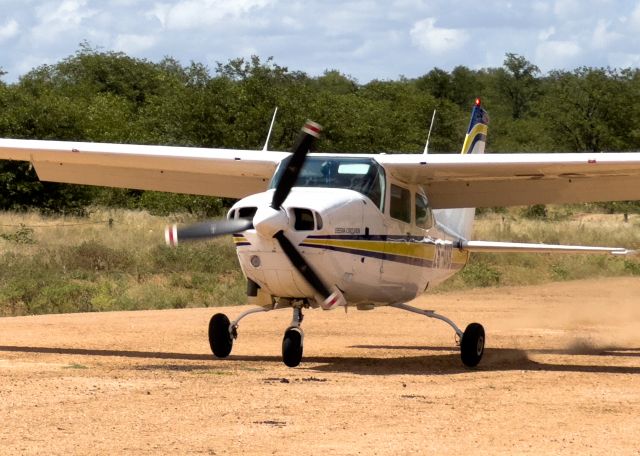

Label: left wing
[0,138,290,199]
[377,153,640,209]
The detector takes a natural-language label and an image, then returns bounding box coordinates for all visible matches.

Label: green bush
[460,260,501,287]
[61,240,134,272]
[0,225,36,244]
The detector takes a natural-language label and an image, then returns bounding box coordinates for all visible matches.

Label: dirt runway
[1,277,640,455]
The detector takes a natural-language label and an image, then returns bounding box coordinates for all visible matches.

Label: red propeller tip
[302,120,322,138]
[164,224,178,247]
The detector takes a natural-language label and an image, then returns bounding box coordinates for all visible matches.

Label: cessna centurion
[1,100,640,368]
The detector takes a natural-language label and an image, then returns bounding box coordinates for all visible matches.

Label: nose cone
[253,205,289,238]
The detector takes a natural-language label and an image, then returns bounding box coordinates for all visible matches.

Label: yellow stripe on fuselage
[301,238,468,267]
[452,248,470,266]
[302,238,385,250]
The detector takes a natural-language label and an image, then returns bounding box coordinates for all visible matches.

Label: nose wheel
[281,307,304,367]
[282,327,304,367]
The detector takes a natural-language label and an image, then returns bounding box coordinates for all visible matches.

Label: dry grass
[0,208,245,316]
[440,208,640,290]
[1,207,639,315]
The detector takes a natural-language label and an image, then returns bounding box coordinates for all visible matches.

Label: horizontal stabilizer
[460,240,637,256]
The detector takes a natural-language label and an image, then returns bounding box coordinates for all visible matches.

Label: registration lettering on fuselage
[435,243,453,269]
[335,227,361,235]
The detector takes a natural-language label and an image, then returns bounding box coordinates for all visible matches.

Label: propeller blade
[165,219,253,246]
[273,230,331,299]
[271,120,322,209]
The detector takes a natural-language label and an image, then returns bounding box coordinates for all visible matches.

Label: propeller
[267,121,338,304]
[165,218,253,246]
[165,120,344,309]
[271,120,321,209]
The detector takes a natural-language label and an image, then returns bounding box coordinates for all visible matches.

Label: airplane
[1,99,640,368]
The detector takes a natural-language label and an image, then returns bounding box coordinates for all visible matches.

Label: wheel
[282,327,303,367]
[460,323,485,367]
[209,313,233,358]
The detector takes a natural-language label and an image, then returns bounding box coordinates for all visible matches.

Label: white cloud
[3,0,640,83]
[12,54,55,76]
[538,26,555,41]
[553,0,580,18]
[113,34,159,54]
[591,19,621,49]
[281,16,304,31]
[410,18,469,55]
[608,52,640,68]
[0,19,19,42]
[630,1,640,30]
[31,0,98,40]
[535,40,581,70]
[150,0,272,30]
[532,1,551,14]
[36,0,97,26]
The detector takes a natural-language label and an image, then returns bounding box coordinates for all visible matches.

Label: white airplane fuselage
[229,185,469,309]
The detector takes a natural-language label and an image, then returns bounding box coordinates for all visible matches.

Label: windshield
[270,156,385,210]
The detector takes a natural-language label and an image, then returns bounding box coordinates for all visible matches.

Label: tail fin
[436,99,489,241]
[460,98,489,155]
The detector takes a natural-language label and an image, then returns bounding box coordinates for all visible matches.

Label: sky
[2,0,640,83]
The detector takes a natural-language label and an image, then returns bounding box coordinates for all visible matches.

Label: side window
[293,208,315,231]
[415,193,433,229]
[390,184,411,223]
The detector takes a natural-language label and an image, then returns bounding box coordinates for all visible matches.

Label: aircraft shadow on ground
[1,344,640,376]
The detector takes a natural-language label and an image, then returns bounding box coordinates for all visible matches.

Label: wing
[377,153,640,209]
[0,138,290,199]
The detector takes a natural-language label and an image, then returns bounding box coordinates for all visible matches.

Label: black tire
[209,313,233,358]
[282,327,303,367]
[460,323,485,368]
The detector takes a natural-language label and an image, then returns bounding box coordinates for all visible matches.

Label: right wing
[377,152,640,209]
[0,138,291,199]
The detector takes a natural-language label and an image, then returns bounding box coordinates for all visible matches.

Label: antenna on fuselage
[423,109,437,154]
[262,107,278,152]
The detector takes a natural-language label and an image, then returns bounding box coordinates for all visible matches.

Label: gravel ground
[1,277,640,455]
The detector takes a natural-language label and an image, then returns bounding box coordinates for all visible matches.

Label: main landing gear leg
[282,307,304,368]
[389,303,485,368]
[208,307,269,358]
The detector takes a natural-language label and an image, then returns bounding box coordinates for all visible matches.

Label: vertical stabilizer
[461,98,489,155]
[435,99,489,240]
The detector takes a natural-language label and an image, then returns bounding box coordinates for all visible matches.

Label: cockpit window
[270,157,385,210]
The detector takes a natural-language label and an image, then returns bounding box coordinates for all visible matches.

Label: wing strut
[459,240,637,256]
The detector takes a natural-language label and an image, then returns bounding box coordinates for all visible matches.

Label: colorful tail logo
[461,98,489,155]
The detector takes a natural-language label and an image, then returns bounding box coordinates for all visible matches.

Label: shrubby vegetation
[2,46,640,214]
[1,209,638,316]
[0,210,245,316]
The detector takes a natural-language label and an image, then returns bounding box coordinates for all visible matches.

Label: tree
[495,53,540,119]
[538,67,636,151]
